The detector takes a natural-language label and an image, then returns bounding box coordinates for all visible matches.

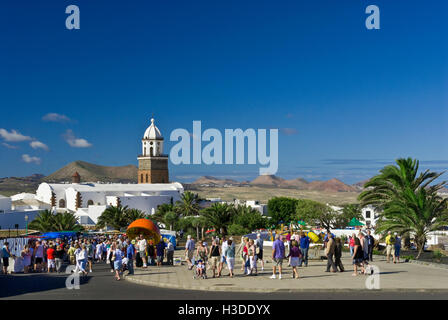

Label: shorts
[220,256,227,263]
[352,258,363,265]
[35,257,43,264]
[386,245,395,257]
[186,250,194,261]
[47,259,55,269]
[114,261,122,271]
[210,256,219,268]
[227,257,235,270]
[257,249,263,260]
[290,257,300,267]
[88,256,93,262]
[274,258,284,266]
[2,257,9,267]
[157,255,163,263]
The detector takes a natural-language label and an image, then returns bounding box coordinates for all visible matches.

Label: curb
[123,274,448,294]
[408,260,448,270]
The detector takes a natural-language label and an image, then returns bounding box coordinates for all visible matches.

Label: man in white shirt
[137,235,148,268]
[218,236,228,277]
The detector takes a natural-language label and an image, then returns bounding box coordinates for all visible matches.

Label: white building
[34,118,184,225]
[362,205,378,228]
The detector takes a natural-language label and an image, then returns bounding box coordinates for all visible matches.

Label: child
[196,259,206,278]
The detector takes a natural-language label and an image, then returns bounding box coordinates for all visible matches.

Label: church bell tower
[138,118,169,184]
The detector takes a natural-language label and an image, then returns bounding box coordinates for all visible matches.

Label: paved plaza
[125,249,448,292]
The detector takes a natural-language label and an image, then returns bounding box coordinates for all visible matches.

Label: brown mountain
[249,175,287,187]
[44,161,137,183]
[306,178,356,192]
[191,176,240,186]
[248,175,356,192]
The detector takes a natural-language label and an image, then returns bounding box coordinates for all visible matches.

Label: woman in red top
[349,235,355,256]
[46,244,56,273]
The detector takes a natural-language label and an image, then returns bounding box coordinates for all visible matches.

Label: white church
[34,118,184,225]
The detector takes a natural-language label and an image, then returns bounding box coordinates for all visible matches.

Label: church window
[59,199,66,208]
[146,174,148,183]
[87,200,94,206]
[140,174,143,183]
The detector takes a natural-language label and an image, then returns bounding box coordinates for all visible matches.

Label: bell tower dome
[138,117,169,184]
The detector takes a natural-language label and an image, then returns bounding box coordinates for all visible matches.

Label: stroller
[192,257,208,279]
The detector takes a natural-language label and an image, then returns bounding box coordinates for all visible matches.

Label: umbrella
[126,219,161,244]
[297,220,307,226]
[348,218,364,227]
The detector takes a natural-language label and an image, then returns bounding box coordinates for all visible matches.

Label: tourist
[242,237,250,275]
[349,235,355,256]
[270,234,285,279]
[147,240,156,266]
[299,231,310,267]
[325,232,337,273]
[287,240,302,279]
[248,239,257,276]
[236,236,246,272]
[55,244,65,273]
[334,237,345,272]
[86,240,94,273]
[185,235,196,270]
[21,245,32,274]
[46,244,56,273]
[2,242,11,275]
[209,239,221,278]
[68,243,76,265]
[34,241,44,273]
[218,236,228,277]
[394,233,401,264]
[166,240,174,265]
[196,260,205,278]
[385,231,395,263]
[126,239,135,275]
[112,242,123,281]
[255,233,265,271]
[366,230,375,261]
[359,232,370,270]
[156,237,166,267]
[137,235,148,268]
[225,239,235,278]
[352,236,365,276]
[197,241,208,267]
[77,244,88,276]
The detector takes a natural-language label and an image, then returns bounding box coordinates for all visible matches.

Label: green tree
[201,203,234,236]
[153,203,175,223]
[97,205,130,231]
[267,197,297,225]
[334,203,364,229]
[359,158,448,259]
[175,191,200,217]
[295,199,337,231]
[231,205,267,234]
[29,210,55,232]
[163,211,178,231]
[53,212,84,232]
[125,208,146,223]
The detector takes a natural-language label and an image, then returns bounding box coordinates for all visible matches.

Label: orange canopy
[126,218,161,244]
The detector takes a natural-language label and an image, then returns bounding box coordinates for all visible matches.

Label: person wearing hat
[126,239,135,275]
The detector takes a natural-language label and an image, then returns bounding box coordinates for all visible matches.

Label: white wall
[0,197,12,213]
[0,210,41,229]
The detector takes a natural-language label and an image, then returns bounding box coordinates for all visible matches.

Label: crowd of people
[1,229,403,282]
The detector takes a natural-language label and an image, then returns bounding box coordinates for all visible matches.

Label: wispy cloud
[63,129,92,148]
[1,142,19,149]
[42,113,72,123]
[30,141,49,151]
[22,154,41,165]
[0,128,32,142]
[280,128,299,136]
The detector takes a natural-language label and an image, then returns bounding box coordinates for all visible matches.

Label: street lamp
[25,215,29,236]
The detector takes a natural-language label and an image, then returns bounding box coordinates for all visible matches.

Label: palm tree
[97,205,129,231]
[28,210,55,232]
[359,158,445,208]
[53,212,84,232]
[163,211,178,231]
[375,186,448,258]
[359,158,448,259]
[125,208,146,224]
[175,191,200,217]
[201,203,234,236]
[153,203,175,223]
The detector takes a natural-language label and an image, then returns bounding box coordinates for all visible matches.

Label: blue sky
[0,0,447,184]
